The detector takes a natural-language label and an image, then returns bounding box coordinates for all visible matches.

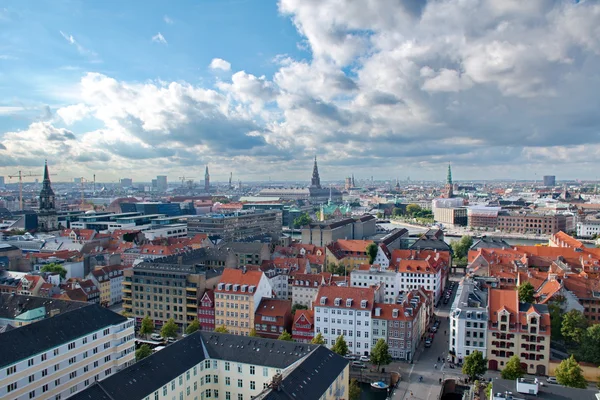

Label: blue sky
[1,0,600,183]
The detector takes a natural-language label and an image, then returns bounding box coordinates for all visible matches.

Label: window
[237,364,242,373]
[225,361,230,371]
[214,375,219,384]
[69,357,76,365]
[225,377,231,386]
[250,381,256,390]
[238,379,243,388]
[70,371,77,379]
[41,353,47,362]
[68,342,76,350]
[29,390,36,399]
[29,374,35,383]
[263,367,268,377]
[43,384,49,393]
[226,392,231,400]
[54,349,60,356]
[250,366,255,375]
[28,358,35,366]
[42,369,48,377]
[55,379,61,386]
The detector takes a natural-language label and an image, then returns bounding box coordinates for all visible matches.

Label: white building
[373,246,390,269]
[396,258,445,304]
[71,332,349,400]
[350,265,400,304]
[0,302,134,400]
[576,219,600,238]
[314,285,384,356]
[449,279,488,363]
[141,224,188,240]
[291,273,330,308]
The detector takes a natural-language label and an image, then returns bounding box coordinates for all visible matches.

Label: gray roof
[470,236,511,250]
[0,243,20,252]
[0,303,126,369]
[0,293,88,319]
[71,332,336,400]
[491,378,599,400]
[218,242,266,254]
[409,237,451,251]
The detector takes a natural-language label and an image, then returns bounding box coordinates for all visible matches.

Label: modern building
[449,279,488,364]
[496,212,567,235]
[214,268,273,336]
[122,254,223,330]
[543,175,556,187]
[313,285,384,355]
[120,202,194,217]
[487,289,551,375]
[301,215,377,247]
[432,198,467,228]
[120,178,133,188]
[71,332,349,400]
[156,176,168,192]
[186,210,282,242]
[0,299,135,400]
[576,218,600,238]
[254,298,292,339]
[350,265,401,304]
[38,161,58,231]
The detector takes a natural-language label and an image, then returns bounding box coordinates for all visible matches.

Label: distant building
[38,161,58,231]
[444,164,454,198]
[198,290,215,331]
[204,165,210,192]
[120,201,194,216]
[301,215,376,247]
[496,212,567,235]
[156,175,168,192]
[120,178,133,188]
[543,175,556,187]
[0,176,4,187]
[432,198,466,228]
[187,209,282,242]
[467,206,500,229]
[576,218,600,238]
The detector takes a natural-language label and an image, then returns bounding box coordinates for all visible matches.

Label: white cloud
[59,30,100,62]
[152,32,167,44]
[209,58,231,71]
[56,103,92,125]
[164,15,173,24]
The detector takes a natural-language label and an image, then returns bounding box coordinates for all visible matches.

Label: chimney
[271,373,283,391]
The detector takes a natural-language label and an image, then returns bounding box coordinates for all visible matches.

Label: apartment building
[122,259,222,331]
[350,265,401,304]
[292,309,314,343]
[301,215,376,247]
[576,219,600,239]
[487,289,551,375]
[291,273,330,308]
[198,290,215,332]
[218,242,271,266]
[186,209,282,242]
[0,293,88,328]
[313,285,384,356]
[72,332,349,400]
[254,298,292,339]
[87,265,125,307]
[0,301,134,400]
[395,257,446,304]
[496,212,567,235]
[325,239,374,269]
[449,279,488,364]
[214,268,273,335]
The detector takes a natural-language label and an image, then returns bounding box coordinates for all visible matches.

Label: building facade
[301,215,377,247]
[292,309,314,343]
[198,290,215,332]
[350,265,401,304]
[254,298,292,339]
[187,210,282,242]
[291,273,329,308]
[496,212,567,235]
[449,279,488,364]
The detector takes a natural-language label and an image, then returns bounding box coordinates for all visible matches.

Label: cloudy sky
[1,0,599,183]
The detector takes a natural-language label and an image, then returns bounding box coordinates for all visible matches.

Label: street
[390,276,463,400]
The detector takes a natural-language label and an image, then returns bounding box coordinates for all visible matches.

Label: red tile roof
[215,268,263,292]
[314,285,375,310]
[552,231,584,249]
[334,239,373,253]
[255,298,291,319]
[293,309,314,326]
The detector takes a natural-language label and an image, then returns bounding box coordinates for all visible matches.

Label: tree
[462,350,487,381]
[278,331,293,341]
[311,333,326,345]
[327,263,346,276]
[501,355,525,380]
[161,318,178,339]
[249,328,259,337]
[185,320,200,335]
[215,326,229,333]
[331,335,349,356]
[349,378,361,400]
[561,309,588,344]
[366,242,378,264]
[577,324,600,364]
[392,207,403,217]
[140,315,154,338]
[555,355,587,388]
[135,344,152,361]
[451,235,473,260]
[291,303,308,315]
[406,203,422,216]
[518,282,535,304]
[376,212,384,219]
[549,303,564,342]
[40,263,67,279]
[370,339,392,372]
[293,213,312,228]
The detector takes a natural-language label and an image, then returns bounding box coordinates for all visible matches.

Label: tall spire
[43,159,50,182]
[204,165,210,192]
[446,164,453,185]
[311,156,321,188]
[39,160,55,212]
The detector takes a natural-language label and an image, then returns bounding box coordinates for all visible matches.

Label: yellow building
[325,239,372,270]
[214,268,273,336]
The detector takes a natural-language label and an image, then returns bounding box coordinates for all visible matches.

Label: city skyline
[1,1,600,181]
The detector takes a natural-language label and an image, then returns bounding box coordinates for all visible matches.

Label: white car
[150,333,162,341]
[547,377,558,384]
[360,355,370,362]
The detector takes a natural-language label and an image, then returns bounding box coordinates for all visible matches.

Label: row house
[214,268,273,336]
[449,279,488,364]
[254,298,292,339]
[292,309,315,343]
[291,273,331,308]
[313,285,384,356]
[87,265,125,307]
[198,290,215,332]
[487,289,551,376]
[350,265,401,304]
[256,257,310,300]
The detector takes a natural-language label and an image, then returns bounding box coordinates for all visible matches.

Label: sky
[1,0,600,184]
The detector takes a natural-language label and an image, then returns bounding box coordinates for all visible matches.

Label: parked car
[547,377,558,384]
[425,334,434,347]
[150,333,162,341]
[351,361,367,369]
[360,355,370,362]
[344,355,356,361]
[167,337,176,343]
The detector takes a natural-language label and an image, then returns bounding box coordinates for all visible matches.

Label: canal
[359,382,388,400]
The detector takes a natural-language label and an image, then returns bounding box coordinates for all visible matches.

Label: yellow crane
[8,170,54,211]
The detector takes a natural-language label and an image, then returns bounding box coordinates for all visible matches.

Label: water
[359,382,388,400]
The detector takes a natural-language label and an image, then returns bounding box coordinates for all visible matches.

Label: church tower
[310,156,321,189]
[204,165,210,192]
[444,164,454,198]
[38,161,58,231]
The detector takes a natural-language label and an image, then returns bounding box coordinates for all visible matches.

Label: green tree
[311,333,326,345]
[40,263,67,279]
[366,242,378,264]
[161,318,178,339]
[327,263,346,275]
[406,204,422,216]
[215,326,229,333]
[291,303,308,315]
[392,208,403,217]
[555,355,587,388]
[462,350,487,381]
[140,315,154,339]
[249,328,259,337]
[135,344,152,361]
[451,235,473,260]
[561,309,588,344]
[278,331,293,341]
[501,355,525,380]
[349,378,361,400]
[577,324,600,364]
[185,319,200,335]
[518,282,535,303]
[376,212,384,219]
[293,213,313,228]
[331,335,349,356]
[549,303,564,342]
[370,339,392,372]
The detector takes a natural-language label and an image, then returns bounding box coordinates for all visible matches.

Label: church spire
[311,156,321,188]
[204,165,210,192]
[447,164,453,185]
[39,160,55,212]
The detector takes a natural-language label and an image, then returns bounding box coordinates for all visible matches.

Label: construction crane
[78,176,96,210]
[8,170,55,210]
[178,176,187,186]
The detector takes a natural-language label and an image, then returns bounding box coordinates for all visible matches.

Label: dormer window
[233,284,239,292]
[225,284,232,291]
[320,296,327,305]
[241,285,247,293]
[334,298,341,306]
[346,299,353,307]
[249,286,255,293]
[361,300,367,308]
[218,283,225,290]
[392,309,399,318]
[314,281,318,287]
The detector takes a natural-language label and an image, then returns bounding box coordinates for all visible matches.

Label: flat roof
[114,214,165,221]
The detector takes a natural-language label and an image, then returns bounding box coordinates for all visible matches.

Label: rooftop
[491,378,598,400]
[0,292,88,320]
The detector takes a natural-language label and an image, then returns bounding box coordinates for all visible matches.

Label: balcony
[187,311,197,317]
[186,302,198,308]
[123,287,132,293]
[186,286,197,291]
